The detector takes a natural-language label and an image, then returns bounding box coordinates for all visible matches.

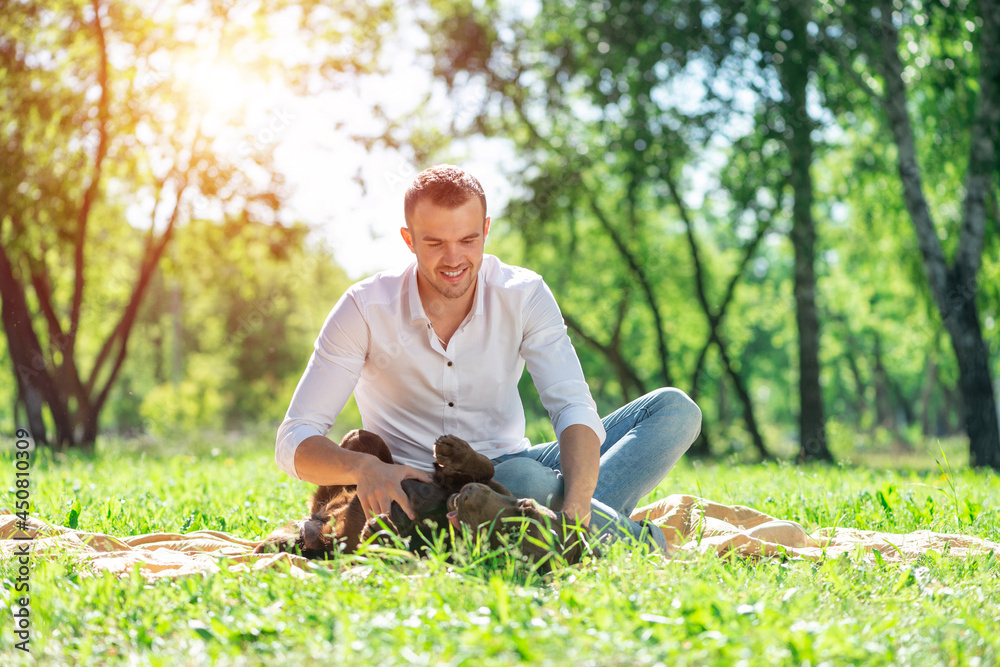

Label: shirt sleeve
[275,290,370,479]
[519,280,606,445]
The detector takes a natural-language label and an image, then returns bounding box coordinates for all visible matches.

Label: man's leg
[490,454,666,550]
[492,387,702,551]
[591,387,702,516]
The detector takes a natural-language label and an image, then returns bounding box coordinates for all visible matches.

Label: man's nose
[442,243,462,266]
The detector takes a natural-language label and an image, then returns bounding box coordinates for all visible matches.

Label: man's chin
[433,278,474,300]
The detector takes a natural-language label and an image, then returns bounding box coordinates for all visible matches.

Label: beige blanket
[3,498,997,580]
[0,513,317,580]
[631,494,1000,561]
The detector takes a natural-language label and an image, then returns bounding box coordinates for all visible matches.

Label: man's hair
[404,164,487,227]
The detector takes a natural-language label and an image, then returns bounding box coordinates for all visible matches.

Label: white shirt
[275,254,606,476]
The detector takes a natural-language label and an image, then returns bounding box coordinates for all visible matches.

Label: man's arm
[293,435,432,520]
[557,424,600,526]
[279,291,431,519]
[518,279,607,526]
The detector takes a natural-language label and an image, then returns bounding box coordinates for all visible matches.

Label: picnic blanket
[0,513,315,580]
[3,498,997,580]
[632,494,1000,561]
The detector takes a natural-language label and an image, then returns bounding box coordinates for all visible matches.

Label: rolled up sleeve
[275,291,369,479]
[519,281,606,445]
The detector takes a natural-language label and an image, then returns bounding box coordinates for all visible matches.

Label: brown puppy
[256,429,509,558]
[447,482,594,570]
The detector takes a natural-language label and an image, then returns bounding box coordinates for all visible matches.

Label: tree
[828,0,1000,467]
[0,0,390,449]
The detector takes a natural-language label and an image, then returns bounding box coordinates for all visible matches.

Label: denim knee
[649,387,703,439]
[492,457,564,509]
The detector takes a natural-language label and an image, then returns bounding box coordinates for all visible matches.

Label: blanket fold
[629,494,1000,561]
[0,513,315,580]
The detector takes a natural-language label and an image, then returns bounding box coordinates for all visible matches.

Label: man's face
[401,197,490,301]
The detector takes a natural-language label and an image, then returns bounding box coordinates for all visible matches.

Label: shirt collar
[469,263,486,321]
[406,263,427,323]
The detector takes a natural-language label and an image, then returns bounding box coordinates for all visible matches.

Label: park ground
[1,430,998,665]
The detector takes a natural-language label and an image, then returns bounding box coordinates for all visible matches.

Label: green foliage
[0,0,392,447]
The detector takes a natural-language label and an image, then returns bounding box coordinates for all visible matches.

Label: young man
[275,165,702,552]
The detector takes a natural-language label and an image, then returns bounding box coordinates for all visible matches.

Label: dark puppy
[447,482,594,569]
[256,429,509,557]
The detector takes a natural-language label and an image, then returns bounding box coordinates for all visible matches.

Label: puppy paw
[434,434,475,472]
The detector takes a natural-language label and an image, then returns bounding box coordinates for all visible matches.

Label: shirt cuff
[275,421,325,480]
[551,406,607,445]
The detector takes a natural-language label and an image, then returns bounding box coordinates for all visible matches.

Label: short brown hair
[404,164,487,226]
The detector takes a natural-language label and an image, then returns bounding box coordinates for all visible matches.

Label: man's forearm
[292,435,372,486]
[558,424,601,522]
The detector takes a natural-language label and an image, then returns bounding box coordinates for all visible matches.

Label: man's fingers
[362,489,388,519]
[399,465,433,484]
[359,496,373,521]
[392,487,416,520]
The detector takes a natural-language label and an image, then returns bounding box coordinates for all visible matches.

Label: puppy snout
[459,483,488,503]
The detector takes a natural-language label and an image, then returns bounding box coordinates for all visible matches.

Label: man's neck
[417,275,478,337]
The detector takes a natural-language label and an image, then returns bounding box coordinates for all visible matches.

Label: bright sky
[267,20,515,279]
[273,88,514,279]
[118,2,513,280]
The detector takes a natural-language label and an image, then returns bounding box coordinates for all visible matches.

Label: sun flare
[186,58,255,121]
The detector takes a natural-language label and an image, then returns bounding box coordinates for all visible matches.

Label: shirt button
[447,361,453,367]
[448,402,454,407]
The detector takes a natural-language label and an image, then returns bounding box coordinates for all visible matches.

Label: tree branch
[86,172,189,401]
[70,0,110,342]
[587,193,673,387]
[869,0,951,307]
[563,310,648,398]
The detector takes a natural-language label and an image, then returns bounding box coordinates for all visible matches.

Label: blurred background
[1,0,998,469]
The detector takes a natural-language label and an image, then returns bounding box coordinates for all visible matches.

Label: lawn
[2,430,999,665]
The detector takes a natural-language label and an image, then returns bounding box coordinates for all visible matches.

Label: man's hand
[560,500,592,528]
[355,457,433,521]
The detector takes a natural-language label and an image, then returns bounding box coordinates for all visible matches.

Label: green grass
[2,432,999,665]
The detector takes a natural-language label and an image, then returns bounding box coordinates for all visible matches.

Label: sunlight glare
[185,57,255,127]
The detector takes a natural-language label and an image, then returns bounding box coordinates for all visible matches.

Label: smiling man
[276,164,702,552]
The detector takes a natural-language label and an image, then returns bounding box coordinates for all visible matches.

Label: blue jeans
[491,388,702,552]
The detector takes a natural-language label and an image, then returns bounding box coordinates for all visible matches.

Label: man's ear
[400,226,415,254]
[484,216,491,241]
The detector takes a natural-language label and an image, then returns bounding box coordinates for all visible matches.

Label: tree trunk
[945,280,1000,467]
[0,244,74,448]
[872,334,895,430]
[920,355,937,437]
[16,383,48,446]
[870,0,1000,468]
[779,0,832,463]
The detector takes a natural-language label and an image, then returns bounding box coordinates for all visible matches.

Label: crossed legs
[491,388,702,552]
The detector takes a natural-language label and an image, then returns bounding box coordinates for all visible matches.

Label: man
[276,165,702,552]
